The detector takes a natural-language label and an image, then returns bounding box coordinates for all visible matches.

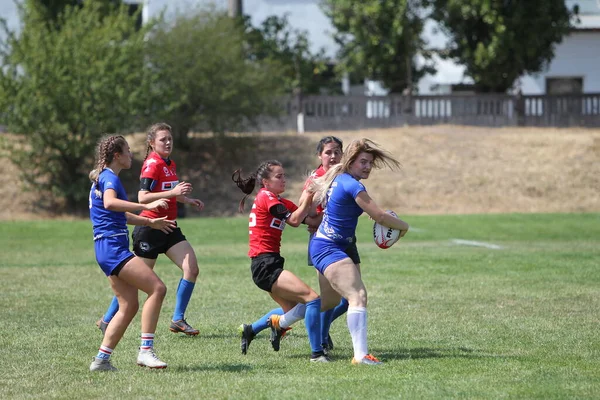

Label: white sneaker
[90,357,117,372]
[137,349,167,369]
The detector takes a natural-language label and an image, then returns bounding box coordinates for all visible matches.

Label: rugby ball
[373,210,401,249]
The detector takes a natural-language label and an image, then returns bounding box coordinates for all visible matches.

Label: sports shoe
[169,319,199,336]
[89,357,117,372]
[238,324,255,355]
[310,354,331,363]
[322,333,334,355]
[267,315,291,352]
[326,333,334,350]
[351,354,382,365]
[95,319,108,336]
[137,349,167,369]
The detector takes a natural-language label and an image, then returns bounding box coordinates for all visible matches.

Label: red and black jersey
[139,151,179,220]
[304,165,326,213]
[248,188,298,257]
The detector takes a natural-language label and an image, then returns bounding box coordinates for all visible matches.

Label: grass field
[1,213,599,399]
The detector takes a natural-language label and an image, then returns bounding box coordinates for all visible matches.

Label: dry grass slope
[1,125,599,220]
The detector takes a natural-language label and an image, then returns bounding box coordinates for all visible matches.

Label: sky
[0,0,467,91]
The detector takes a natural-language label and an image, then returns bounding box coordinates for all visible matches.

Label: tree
[428,0,573,92]
[243,14,337,95]
[0,0,155,212]
[322,0,434,93]
[37,0,143,30]
[145,7,286,147]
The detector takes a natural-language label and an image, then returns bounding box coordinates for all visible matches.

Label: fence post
[294,90,304,134]
[402,87,413,124]
[514,89,525,126]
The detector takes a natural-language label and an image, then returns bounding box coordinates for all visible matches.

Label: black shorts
[308,234,360,266]
[132,225,187,259]
[111,254,135,277]
[250,253,284,292]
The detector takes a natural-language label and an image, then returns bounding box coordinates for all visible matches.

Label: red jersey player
[232,160,329,362]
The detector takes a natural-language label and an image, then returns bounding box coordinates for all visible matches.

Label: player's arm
[355,191,409,233]
[177,195,205,211]
[103,188,164,213]
[125,212,176,231]
[269,198,311,228]
[137,178,192,204]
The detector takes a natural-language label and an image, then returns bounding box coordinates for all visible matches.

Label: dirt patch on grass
[1,126,599,220]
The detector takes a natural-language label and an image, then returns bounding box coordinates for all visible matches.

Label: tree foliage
[428,0,573,92]
[0,0,154,212]
[322,0,434,93]
[145,7,287,147]
[243,14,337,95]
[36,0,143,29]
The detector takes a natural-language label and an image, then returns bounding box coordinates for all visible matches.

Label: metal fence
[261,93,600,132]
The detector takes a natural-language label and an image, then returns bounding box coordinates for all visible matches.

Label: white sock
[140,333,155,351]
[279,303,306,329]
[347,306,368,361]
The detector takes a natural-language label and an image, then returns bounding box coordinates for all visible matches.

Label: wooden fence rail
[259,93,600,132]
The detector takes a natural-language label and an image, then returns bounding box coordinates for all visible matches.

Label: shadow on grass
[282,346,509,362]
[171,363,254,373]
[374,346,510,361]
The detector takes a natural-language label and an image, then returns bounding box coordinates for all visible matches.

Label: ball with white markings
[373,210,401,249]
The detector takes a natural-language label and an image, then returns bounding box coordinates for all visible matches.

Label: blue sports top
[317,172,365,244]
[89,168,129,240]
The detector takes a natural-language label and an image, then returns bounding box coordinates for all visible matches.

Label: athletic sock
[96,345,113,360]
[320,308,334,345]
[251,308,283,334]
[279,303,306,329]
[140,333,155,351]
[102,296,119,324]
[347,306,368,361]
[304,298,323,353]
[331,297,349,322]
[172,278,195,321]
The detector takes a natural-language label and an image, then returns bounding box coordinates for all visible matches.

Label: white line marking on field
[451,239,503,250]
[409,227,425,233]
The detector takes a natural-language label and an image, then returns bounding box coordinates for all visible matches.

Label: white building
[518,0,600,95]
[1,0,598,95]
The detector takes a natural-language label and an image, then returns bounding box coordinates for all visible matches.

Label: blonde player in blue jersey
[309,138,410,365]
[88,135,176,371]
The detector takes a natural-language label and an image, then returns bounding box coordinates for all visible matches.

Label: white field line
[451,239,503,250]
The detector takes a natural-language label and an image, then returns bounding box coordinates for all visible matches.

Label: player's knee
[120,300,139,319]
[303,290,320,303]
[153,281,167,300]
[185,263,199,279]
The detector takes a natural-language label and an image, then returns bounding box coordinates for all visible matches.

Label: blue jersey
[89,168,129,240]
[317,172,365,244]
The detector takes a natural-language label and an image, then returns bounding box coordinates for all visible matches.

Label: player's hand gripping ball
[373,210,401,249]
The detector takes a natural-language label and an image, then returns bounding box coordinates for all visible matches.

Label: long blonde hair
[310,138,401,206]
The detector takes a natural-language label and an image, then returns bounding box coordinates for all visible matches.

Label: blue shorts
[309,237,354,275]
[94,234,135,276]
[308,233,361,267]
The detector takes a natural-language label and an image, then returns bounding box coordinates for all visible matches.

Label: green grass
[1,213,599,399]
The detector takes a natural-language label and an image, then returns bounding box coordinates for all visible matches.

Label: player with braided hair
[88,135,176,371]
[232,160,329,362]
[96,123,204,337]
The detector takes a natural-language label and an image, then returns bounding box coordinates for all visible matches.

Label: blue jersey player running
[88,135,176,372]
[309,138,409,365]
